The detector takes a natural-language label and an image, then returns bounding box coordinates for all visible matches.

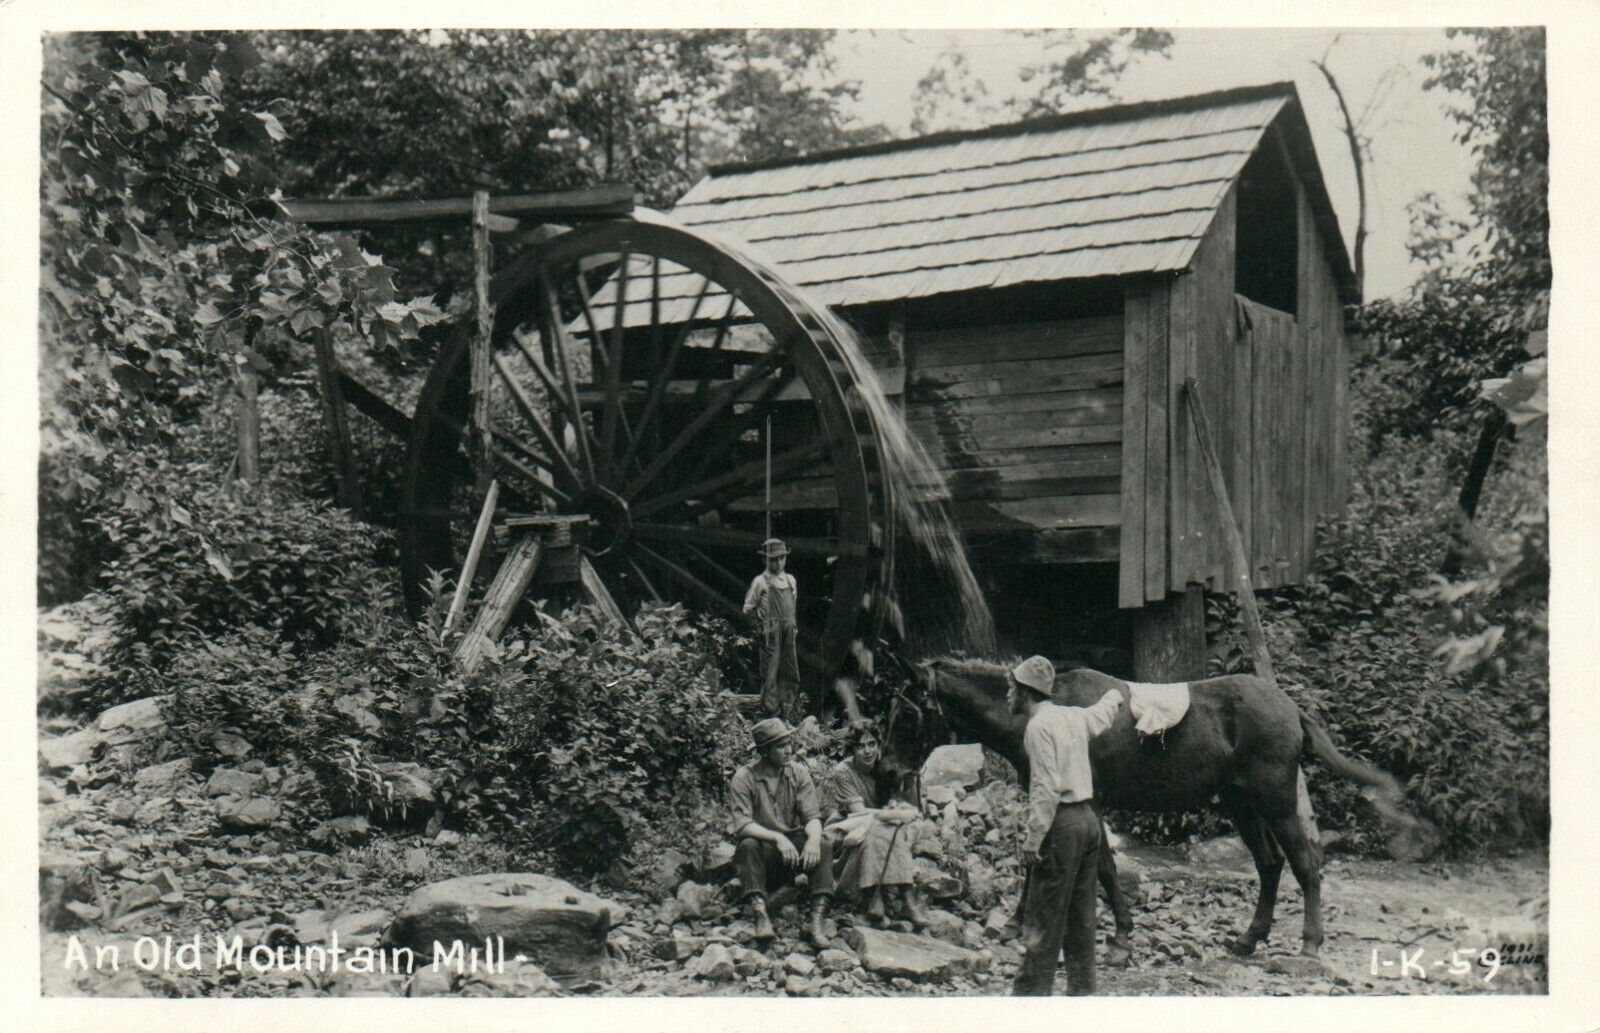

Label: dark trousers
[1013,801,1100,996]
[734,832,835,900]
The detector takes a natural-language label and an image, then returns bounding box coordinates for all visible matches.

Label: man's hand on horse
[800,835,821,868]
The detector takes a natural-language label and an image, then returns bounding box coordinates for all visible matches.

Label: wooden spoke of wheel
[631,521,864,559]
[492,445,571,507]
[491,351,582,491]
[599,250,631,481]
[534,268,598,484]
[626,555,662,602]
[623,354,780,502]
[616,278,714,478]
[690,295,742,413]
[572,268,645,478]
[509,332,601,484]
[675,365,799,490]
[634,542,744,622]
[678,541,747,601]
[633,438,828,520]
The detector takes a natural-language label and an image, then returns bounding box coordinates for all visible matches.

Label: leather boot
[897,885,935,928]
[749,894,776,943]
[806,895,831,949]
[864,886,887,925]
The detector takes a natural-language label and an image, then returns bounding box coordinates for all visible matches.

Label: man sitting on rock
[727,717,835,947]
[824,723,933,928]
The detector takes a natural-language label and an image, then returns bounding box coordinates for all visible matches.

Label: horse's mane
[928,655,1015,681]
[929,654,1095,682]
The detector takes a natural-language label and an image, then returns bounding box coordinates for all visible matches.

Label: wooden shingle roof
[589,83,1354,327]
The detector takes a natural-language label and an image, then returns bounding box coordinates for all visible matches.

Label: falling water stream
[637,210,999,688]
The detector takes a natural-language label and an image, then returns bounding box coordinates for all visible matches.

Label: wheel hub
[573,484,632,558]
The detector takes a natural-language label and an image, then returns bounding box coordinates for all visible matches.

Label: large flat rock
[843,926,987,981]
[385,873,624,979]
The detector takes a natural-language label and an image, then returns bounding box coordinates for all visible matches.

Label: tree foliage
[39,32,440,601]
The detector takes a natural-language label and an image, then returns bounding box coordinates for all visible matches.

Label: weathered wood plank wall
[902,315,1126,537]
[1116,173,1351,606]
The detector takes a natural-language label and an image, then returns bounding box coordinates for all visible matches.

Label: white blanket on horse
[1127,680,1191,736]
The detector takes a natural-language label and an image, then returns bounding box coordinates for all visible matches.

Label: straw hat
[758,538,790,558]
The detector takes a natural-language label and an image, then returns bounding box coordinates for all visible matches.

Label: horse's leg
[1220,795,1284,956]
[1263,810,1325,957]
[1091,813,1133,966]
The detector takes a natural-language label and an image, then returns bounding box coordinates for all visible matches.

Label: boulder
[982,907,1012,939]
[374,761,436,823]
[921,744,984,791]
[913,857,963,900]
[205,768,264,798]
[784,952,816,977]
[386,872,623,980]
[633,847,691,895]
[844,927,988,981]
[783,974,810,996]
[675,880,720,919]
[696,840,737,883]
[213,795,282,831]
[40,729,98,773]
[922,784,957,808]
[686,943,736,982]
[459,959,562,997]
[653,931,704,961]
[95,697,166,746]
[132,758,190,791]
[816,947,858,973]
[731,945,767,977]
[39,852,99,931]
[1186,835,1252,869]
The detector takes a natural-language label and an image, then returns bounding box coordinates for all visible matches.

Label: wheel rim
[399,217,890,700]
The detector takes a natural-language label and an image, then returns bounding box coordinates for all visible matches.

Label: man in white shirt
[1008,655,1123,996]
[743,538,800,717]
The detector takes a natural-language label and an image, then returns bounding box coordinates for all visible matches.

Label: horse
[882,656,1423,959]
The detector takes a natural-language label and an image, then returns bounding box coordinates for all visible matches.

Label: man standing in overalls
[744,538,800,719]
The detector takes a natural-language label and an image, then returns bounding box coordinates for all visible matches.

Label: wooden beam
[1183,378,1275,682]
[471,191,495,498]
[272,184,634,228]
[1132,586,1205,682]
[314,327,363,515]
[335,371,411,438]
[578,556,638,641]
[443,479,500,637]
[456,534,543,674]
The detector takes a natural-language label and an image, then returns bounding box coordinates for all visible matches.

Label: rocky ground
[37,603,1547,999]
[38,713,1547,999]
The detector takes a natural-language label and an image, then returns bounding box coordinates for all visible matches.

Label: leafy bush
[1202,372,1548,853]
[87,463,391,708]
[162,624,311,767]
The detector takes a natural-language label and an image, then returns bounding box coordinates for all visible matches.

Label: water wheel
[398,213,894,704]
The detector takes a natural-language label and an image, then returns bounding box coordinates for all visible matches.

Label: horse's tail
[1298,710,1396,791]
[1298,709,1442,859]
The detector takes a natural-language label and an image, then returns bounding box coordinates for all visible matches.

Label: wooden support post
[235,357,261,484]
[578,555,638,641]
[1132,585,1205,683]
[470,189,495,499]
[314,327,363,515]
[1183,378,1275,683]
[443,479,500,637]
[456,534,543,673]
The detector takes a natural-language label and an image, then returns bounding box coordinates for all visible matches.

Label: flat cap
[1011,655,1057,698]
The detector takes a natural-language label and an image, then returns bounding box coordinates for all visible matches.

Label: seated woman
[823,724,933,927]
